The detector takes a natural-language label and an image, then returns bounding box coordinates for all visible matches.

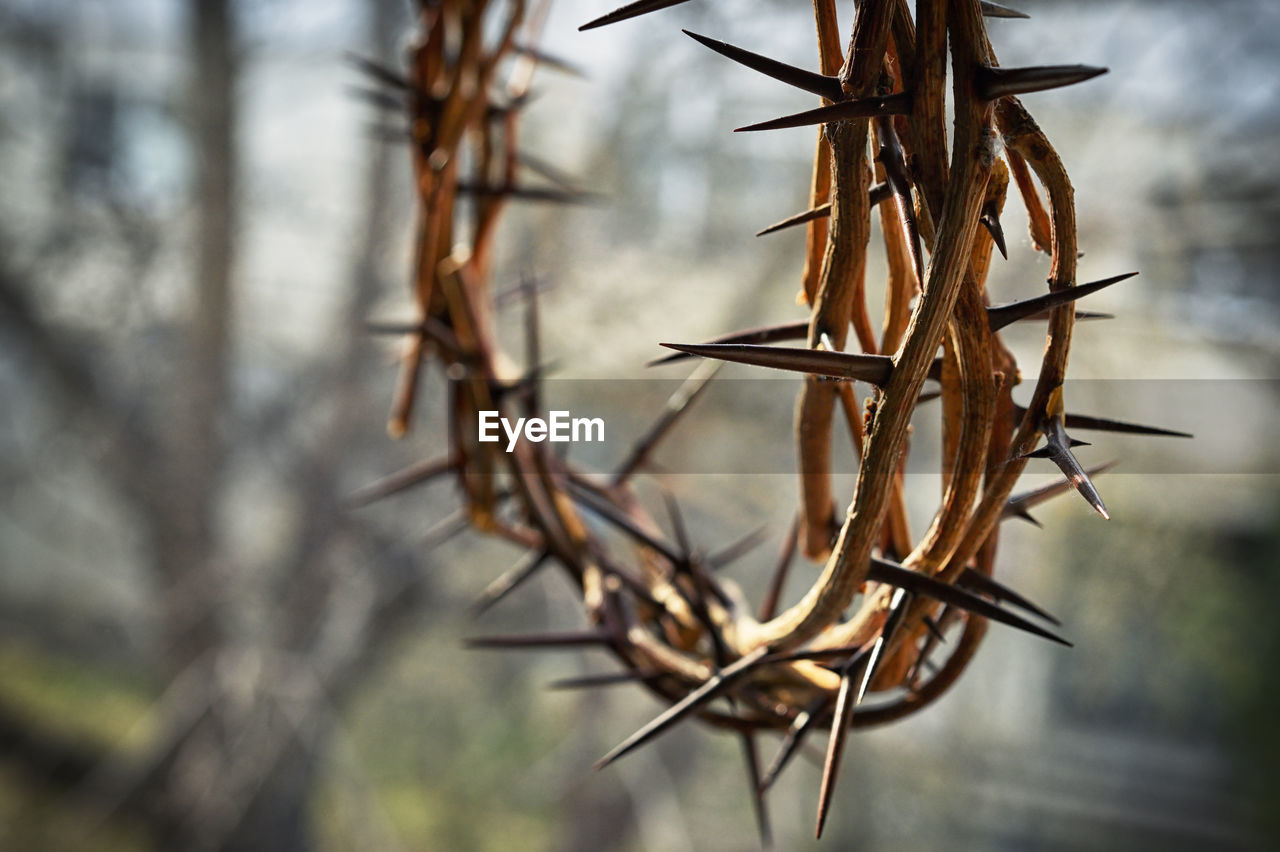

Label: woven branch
[354,0,1187,842]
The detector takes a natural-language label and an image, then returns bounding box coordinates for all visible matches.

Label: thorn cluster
[354,0,1188,844]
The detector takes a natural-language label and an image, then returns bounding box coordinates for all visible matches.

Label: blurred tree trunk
[159,0,237,677]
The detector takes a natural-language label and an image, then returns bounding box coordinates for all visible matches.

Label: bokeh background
[1,0,1278,849]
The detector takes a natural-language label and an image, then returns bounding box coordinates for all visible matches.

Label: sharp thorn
[365,314,463,353]
[517,153,584,191]
[661,489,693,560]
[344,52,410,90]
[759,517,799,622]
[986,271,1139,332]
[708,526,768,571]
[1028,418,1111,519]
[859,588,911,702]
[612,360,721,484]
[755,183,891,236]
[759,698,826,794]
[921,615,948,644]
[980,0,1030,18]
[815,650,871,838]
[981,202,1008,259]
[470,551,552,617]
[648,322,807,366]
[1013,509,1043,528]
[957,567,1061,626]
[739,733,774,849]
[522,273,542,416]
[658,342,893,386]
[756,203,831,237]
[869,558,1072,646]
[975,64,1108,101]
[875,117,924,282]
[455,182,599,204]
[511,41,588,78]
[684,30,842,101]
[568,481,685,564]
[580,0,694,30]
[735,92,913,133]
[594,648,769,770]
[1017,309,1114,323]
[1060,411,1193,439]
[1003,460,1118,521]
[347,454,458,507]
[346,85,405,111]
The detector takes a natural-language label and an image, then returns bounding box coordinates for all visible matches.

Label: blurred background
[1,0,1277,849]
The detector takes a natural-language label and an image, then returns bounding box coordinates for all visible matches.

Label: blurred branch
[0,258,167,517]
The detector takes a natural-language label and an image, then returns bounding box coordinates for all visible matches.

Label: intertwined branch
[356,0,1190,842]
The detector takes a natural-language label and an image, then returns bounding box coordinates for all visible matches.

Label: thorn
[346,85,406,112]
[1010,508,1043,527]
[613,360,721,484]
[648,322,807,366]
[759,698,826,793]
[860,588,912,701]
[548,670,660,690]
[347,455,457,507]
[522,273,542,416]
[580,0,694,30]
[1060,411,1193,439]
[957,567,1061,626]
[975,64,1108,101]
[365,314,464,354]
[921,615,948,644]
[755,184,891,237]
[594,648,769,770]
[1003,460,1118,522]
[757,203,832,237]
[454,182,598,204]
[759,517,799,621]
[465,630,613,650]
[470,551,552,616]
[1017,309,1114,323]
[874,117,924,283]
[568,481,685,564]
[980,0,1030,18]
[344,51,410,90]
[980,201,1008,259]
[707,526,768,571]
[815,649,873,838]
[511,41,588,78]
[735,92,913,133]
[658,343,894,386]
[420,509,472,549]
[494,273,555,308]
[661,489,693,560]
[869,558,1072,646]
[1024,417,1110,519]
[739,733,774,849]
[684,30,841,101]
[986,271,1139,332]
[517,153,584,191]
